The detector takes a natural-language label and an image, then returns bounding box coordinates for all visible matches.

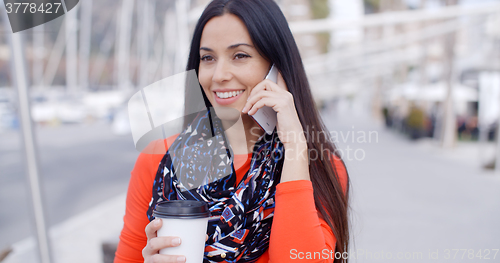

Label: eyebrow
[200,43,254,51]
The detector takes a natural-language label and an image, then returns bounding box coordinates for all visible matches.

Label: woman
[115,0,350,262]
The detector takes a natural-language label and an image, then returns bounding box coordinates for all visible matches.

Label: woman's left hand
[242,72,306,150]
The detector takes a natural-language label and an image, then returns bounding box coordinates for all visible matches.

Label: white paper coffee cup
[153,200,211,263]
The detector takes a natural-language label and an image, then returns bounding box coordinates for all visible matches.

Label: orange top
[115,135,348,263]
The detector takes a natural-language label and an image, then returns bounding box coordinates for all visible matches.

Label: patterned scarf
[146,107,285,262]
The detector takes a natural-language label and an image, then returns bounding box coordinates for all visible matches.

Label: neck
[222,114,264,155]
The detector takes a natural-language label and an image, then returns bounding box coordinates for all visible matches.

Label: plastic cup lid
[153,200,211,219]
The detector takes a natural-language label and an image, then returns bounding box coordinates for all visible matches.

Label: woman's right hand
[142,218,186,263]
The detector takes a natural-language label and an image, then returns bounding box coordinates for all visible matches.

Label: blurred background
[1,0,499,262]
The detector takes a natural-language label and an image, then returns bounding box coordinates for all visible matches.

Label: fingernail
[176,256,186,262]
[173,237,181,246]
[242,107,247,113]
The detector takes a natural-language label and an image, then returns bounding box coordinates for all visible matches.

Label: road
[0,121,138,251]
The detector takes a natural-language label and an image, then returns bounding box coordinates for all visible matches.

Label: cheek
[241,73,263,91]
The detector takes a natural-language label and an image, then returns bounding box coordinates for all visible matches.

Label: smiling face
[198,13,271,115]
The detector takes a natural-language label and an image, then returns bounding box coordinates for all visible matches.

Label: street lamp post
[1,6,53,263]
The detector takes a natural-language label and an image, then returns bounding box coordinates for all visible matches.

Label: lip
[213,90,245,106]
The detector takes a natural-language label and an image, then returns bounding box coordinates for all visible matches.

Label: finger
[148,236,182,252]
[149,253,186,263]
[206,235,208,242]
[243,89,279,114]
[247,98,278,116]
[145,218,162,240]
[248,79,276,99]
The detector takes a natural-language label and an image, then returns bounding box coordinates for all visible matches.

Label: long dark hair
[185,0,350,261]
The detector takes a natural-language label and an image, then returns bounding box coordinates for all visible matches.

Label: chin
[212,106,241,123]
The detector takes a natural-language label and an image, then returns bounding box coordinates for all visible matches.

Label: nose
[212,60,232,83]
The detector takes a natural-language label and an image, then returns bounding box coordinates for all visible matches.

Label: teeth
[216,90,244,99]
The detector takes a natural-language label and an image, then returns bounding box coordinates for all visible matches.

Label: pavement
[323,108,500,262]
[3,194,125,263]
[2,107,500,263]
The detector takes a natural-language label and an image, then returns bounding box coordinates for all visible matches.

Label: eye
[201,55,214,62]
[234,53,250,60]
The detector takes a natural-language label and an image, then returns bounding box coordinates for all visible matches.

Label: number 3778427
[443,249,499,260]
[5,2,62,14]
